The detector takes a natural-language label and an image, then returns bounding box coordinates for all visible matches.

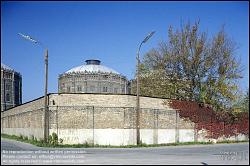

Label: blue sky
[1,1,249,103]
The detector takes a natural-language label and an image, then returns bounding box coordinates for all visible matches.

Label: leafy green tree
[244,90,249,112]
[134,20,243,111]
[232,89,249,113]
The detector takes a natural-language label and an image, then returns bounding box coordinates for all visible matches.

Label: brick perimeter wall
[3,94,234,145]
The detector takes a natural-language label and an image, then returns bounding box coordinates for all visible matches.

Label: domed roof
[1,63,14,71]
[65,59,120,75]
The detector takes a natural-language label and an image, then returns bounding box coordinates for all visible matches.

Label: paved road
[1,138,249,165]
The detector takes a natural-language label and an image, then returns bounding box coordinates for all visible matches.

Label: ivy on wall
[169,100,249,139]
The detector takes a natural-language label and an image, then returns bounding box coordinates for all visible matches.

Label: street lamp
[136,31,155,145]
[18,33,49,143]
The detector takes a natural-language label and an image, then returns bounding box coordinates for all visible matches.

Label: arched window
[6,93,10,102]
[6,84,11,91]
[103,87,108,92]
[90,86,95,92]
[77,85,82,92]
[67,86,71,93]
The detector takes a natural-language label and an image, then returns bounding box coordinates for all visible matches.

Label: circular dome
[65,59,120,74]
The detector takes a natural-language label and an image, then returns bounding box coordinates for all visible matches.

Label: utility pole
[136,43,142,145]
[136,31,155,145]
[44,48,49,143]
[18,33,49,143]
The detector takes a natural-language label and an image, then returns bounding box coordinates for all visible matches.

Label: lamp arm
[137,42,143,63]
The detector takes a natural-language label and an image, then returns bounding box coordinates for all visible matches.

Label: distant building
[58,59,129,94]
[1,63,22,111]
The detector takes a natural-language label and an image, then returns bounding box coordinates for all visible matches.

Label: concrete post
[153,109,159,144]
[92,106,95,146]
[12,72,15,107]
[136,42,143,145]
[194,123,198,142]
[175,110,179,143]
[44,49,49,143]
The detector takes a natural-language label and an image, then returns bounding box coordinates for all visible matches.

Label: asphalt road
[1,138,249,165]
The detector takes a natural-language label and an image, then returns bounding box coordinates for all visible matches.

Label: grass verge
[1,133,248,148]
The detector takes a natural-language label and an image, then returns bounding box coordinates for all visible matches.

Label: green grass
[216,140,249,144]
[1,133,52,147]
[1,133,248,148]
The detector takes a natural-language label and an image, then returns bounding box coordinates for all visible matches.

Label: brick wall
[1,93,198,144]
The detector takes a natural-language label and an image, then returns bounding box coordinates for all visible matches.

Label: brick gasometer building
[1,63,22,111]
[58,59,129,94]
